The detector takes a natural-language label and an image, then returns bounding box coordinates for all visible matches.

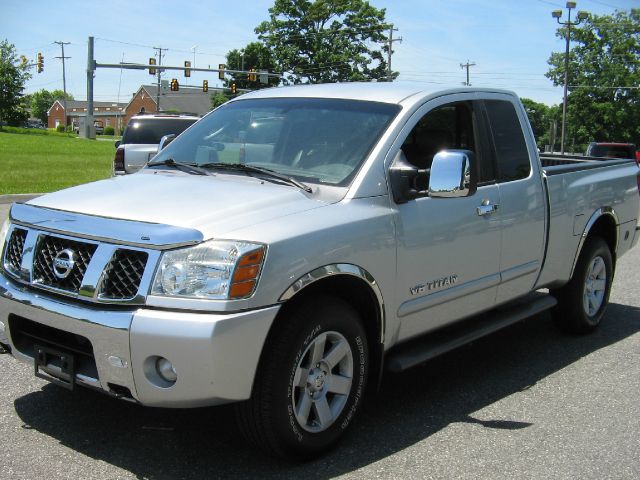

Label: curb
[0,194,42,205]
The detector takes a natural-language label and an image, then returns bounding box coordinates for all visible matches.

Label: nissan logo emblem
[53,249,77,279]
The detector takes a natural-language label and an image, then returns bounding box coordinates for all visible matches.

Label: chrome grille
[5,228,27,274]
[100,249,148,300]
[32,236,97,293]
[4,222,159,305]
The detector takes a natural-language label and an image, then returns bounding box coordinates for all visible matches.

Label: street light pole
[190,45,197,87]
[552,2,588,154]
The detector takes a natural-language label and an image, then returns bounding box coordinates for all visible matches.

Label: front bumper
[0,271,278,408]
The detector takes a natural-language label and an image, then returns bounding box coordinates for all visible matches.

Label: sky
[1,0,636,107]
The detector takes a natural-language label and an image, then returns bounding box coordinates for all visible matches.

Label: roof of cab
[234,81,517,105]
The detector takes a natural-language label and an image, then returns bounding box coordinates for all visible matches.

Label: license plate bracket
[34,344,76,390]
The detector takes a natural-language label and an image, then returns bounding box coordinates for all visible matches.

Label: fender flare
[279,263,386,343]
[570,207,618,278]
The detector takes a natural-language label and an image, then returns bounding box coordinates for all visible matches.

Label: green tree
[255,0,395,84]
[225,42,279,90]
[546,9,640,148]
[520,98,550,147]
[520,98,563,151]
[211,92,231,109]
[0,39,31,126]
[30,89,73,124]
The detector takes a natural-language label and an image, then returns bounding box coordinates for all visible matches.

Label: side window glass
[401,102,492,181]
[485,100,531,182]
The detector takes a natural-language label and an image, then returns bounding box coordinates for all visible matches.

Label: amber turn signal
[229,247,266,299]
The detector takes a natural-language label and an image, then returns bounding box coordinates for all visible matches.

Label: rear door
[481,97,546,303]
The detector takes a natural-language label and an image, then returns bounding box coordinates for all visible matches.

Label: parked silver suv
[113,114,199,174]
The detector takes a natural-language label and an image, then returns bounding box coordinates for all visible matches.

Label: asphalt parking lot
[0,200,639,479]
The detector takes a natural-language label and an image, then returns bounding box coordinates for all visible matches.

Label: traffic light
[184,60,191,78]
[36,53,44,73]
[230,83,237,94]
[149,57,156,75]
[203,80,208,93]
[218,64,225,80]
[248,68,257,82]
[170,78,179,91]
[20,55,28,68]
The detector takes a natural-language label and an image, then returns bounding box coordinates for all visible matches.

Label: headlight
[151,240,266,300]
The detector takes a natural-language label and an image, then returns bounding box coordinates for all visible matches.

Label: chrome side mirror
[428,150,477,198]
[158,134,176,151]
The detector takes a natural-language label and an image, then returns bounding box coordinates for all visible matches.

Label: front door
[391,95,502,342]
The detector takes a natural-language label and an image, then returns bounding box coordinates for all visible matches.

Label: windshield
[151,98,400,186]
[122,118,198,145]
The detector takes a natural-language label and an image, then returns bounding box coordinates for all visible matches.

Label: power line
[537,0,564,7]
[584,0,625,9]
[258,24,393,42]
[569,84,640,89]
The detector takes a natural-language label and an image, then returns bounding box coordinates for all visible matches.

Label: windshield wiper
[147,158,212,176]
[199,163,313,193]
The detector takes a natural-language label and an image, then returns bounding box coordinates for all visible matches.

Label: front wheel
[236,295,369,460]
[551,237,613,333]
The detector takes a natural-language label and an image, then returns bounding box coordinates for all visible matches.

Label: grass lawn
[0,130,115,194]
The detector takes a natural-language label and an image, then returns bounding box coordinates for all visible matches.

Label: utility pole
[153,46,165,111]
[460,60,476,86]
[54,41,71,127]
[86,36,95,139]
[552,2,588,154]
[387,25,402,82]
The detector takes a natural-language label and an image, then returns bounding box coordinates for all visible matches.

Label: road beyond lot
[0,202,639,479]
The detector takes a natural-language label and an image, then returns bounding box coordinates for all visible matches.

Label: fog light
[156,357,177,383]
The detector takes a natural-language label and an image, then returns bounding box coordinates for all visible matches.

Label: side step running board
[385,292,557,373]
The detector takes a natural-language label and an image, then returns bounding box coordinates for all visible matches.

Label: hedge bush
[56,125,65,133]
[104,125,115,136]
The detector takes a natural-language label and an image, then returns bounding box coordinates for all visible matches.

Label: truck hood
[28,170,329,240]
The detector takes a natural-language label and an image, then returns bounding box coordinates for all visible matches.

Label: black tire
[551,237,613,333]
[235,295,369,460]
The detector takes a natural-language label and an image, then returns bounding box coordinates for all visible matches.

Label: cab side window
[484,100,531,182]
[401,101,493,182]
[402,103,474,168]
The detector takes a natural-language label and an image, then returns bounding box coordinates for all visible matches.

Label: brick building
[123,85,219,124]
[47,100,127,130]
[47,84,221,130]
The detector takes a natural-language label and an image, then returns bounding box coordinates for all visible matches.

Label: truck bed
[536,156,639,288]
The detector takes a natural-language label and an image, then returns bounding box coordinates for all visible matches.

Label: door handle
[477,200,499,216]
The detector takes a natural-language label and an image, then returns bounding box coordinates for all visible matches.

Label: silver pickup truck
[1,83,639,460]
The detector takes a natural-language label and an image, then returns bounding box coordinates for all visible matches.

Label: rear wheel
[236,295,369,460]
[552,237,613,333]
